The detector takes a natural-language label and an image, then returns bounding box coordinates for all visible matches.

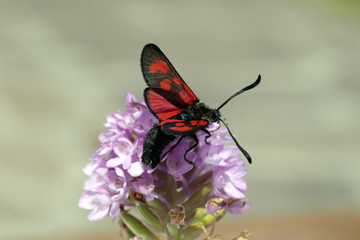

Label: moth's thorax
[178,101,220,123]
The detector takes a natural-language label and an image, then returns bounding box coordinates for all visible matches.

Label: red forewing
[141,44,198,109]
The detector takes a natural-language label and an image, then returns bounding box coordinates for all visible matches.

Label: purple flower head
[79,92,250,227]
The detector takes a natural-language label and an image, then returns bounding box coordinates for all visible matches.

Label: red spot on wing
[160,79,172,91]
[170,126,192,131]
[173,77,182,85]
[183,83,197,102]
[146,90,183,120]
[199,120,208,125]
[177,83,197,105]
[160,119,209,135]
[149,59,169,74]
[179,91,194,105]
[190,120,208,127]
[160,119,208,126]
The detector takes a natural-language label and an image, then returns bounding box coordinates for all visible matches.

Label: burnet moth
[141,44,261,168]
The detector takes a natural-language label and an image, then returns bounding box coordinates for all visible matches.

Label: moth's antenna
[217,75,261,111]
[218,118,252,164]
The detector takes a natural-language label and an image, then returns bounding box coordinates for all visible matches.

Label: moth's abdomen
[142,125,176,168]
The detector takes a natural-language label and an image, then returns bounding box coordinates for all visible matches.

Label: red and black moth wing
[141,44,208,135]
[141,44,198,112]
[159,119,209,135]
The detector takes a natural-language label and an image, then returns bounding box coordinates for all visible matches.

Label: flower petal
[128,162,145,177]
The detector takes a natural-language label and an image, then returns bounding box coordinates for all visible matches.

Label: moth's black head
[196,103,221,124]
[212,109,221,123]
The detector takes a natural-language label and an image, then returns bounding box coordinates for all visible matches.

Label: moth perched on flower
[141,44,261,168]
[79,44,260,239]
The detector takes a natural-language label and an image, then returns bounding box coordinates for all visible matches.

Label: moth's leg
[201,128,212,144]
[160,135,185,160]
[184,134,199,165]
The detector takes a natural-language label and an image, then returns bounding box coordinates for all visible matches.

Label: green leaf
[147,198,168,213]
[200,213,217,226]
[184,183,213,209]
[190,208,207,223]
[166,223,181,239]
[121,212,159,240]
[136,204,164,231]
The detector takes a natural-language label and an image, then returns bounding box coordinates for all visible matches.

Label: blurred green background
[1,1,359,239]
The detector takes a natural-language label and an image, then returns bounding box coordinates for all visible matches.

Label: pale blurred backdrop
[1,1,359,240]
